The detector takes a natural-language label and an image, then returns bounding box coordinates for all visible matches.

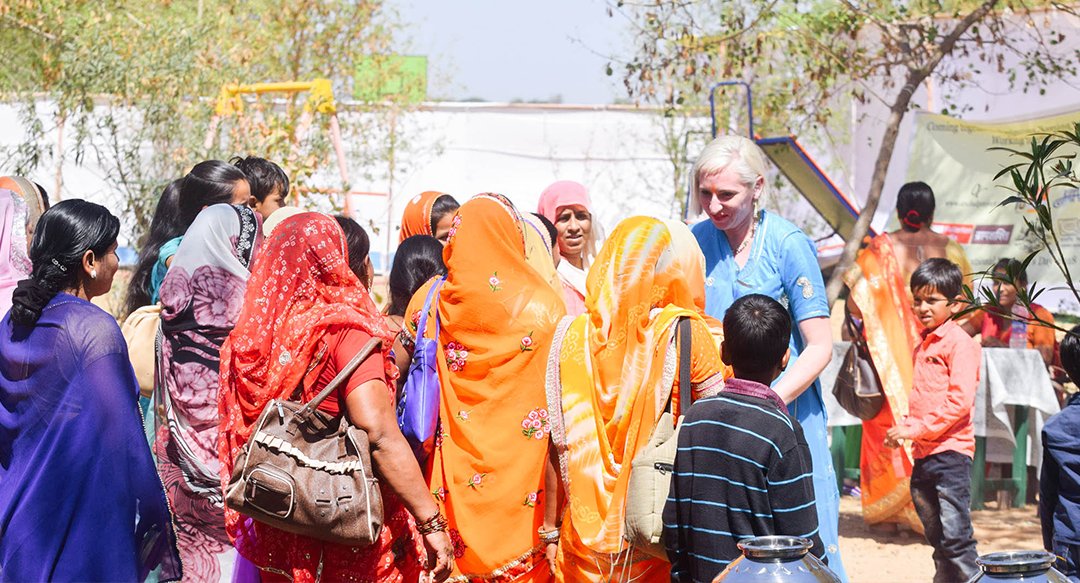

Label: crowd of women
[0,135,859,582]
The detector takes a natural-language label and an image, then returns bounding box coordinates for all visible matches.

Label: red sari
[218,212,425,582]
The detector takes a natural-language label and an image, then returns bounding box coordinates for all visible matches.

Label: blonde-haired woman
[690,135,848,579]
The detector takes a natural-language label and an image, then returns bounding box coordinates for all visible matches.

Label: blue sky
[390,0,629,104]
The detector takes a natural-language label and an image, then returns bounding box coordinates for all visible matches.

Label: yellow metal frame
[212,78,337,116]
[205,78,363,214]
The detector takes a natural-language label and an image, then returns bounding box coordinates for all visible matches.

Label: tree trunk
[824,0,1000,304]
[823,91,912,304]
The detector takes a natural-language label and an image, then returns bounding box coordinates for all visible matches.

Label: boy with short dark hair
[231,156,290,220]
[886,257,980,583]
[663,294,824,582]
[1040,324,1080,578]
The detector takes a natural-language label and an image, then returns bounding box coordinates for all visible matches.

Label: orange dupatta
[843,234,922,530]
[404,194,566,582]
[400,190,446,242]
[549,217,727,581]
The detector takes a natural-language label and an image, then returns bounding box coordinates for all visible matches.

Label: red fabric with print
[218,212,423,582]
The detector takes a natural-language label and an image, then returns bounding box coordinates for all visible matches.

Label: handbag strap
[844,306,871,355]
[414,276,446,340]
[661,317,693,415]
[295,337,382,421]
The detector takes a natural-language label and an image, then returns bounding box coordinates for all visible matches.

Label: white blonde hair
[690,135,770,206]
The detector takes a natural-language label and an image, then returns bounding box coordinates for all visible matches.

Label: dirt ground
[838,494,1044,582]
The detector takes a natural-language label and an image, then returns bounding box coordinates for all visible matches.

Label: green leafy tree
[1,0,406,247]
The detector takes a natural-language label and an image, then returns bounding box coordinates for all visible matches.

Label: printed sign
[971,225,1014,245]
[904,111,1080,296]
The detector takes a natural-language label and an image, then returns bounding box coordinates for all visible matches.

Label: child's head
[232,156,290,220]
[1062,324,1080,386]
[721,294,791,384]
[910,257,963,330]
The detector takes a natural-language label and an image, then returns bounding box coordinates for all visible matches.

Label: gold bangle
[538,526,560,544]
[417,512,448,535]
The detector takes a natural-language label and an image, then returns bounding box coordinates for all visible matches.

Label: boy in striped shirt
[664,294,824,582]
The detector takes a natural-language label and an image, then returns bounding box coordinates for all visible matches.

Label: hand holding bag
[397,276,445,463]
[832,309,885,420]
[624,317,691,558]
[225,338,384,547]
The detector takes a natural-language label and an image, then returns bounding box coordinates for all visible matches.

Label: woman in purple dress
[0,200,182,581]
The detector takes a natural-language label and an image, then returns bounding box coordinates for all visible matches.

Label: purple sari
[0,293,182,581]
[154,203,260,582]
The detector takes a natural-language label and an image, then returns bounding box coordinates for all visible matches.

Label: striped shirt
[663,378,824,582]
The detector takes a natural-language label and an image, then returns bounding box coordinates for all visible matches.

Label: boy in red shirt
[886,257,981,583]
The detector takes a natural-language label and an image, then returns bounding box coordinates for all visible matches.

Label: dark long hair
[11,200,120,326]
[124,179,183,315]
[178,160,247,227]
[335,216,371,284]
[429,194,460,234]
[388,235,446,317]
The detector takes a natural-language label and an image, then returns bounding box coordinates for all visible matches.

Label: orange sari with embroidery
[403,194,566,582]
[845,234,971,530]
[549,217,729,581]
[844,235,923,531]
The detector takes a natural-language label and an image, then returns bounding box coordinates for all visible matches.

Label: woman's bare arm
[772,317,832,404]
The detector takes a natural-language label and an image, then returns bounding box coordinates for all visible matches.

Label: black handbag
[832,310,885,420]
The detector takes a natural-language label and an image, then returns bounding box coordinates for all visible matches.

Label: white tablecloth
[975,347,1059,467]
[821,343,1060,467]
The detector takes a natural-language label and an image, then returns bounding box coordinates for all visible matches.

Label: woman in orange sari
[399,190,460,244]
[843,181,970,531]
[546,217,729,581]
[403,193,567,581]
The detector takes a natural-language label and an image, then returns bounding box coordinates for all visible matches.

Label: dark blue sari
[0,293,181,582]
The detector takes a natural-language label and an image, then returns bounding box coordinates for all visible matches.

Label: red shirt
[901,319,981,460]
[302,327,387,417]
[975,303,1056,349]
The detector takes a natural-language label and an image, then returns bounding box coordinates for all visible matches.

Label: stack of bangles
[417,512,449,535]
[538,526,560,545]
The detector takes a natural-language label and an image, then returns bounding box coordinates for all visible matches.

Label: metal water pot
[712,536,842,582]
[967,551,1067,582]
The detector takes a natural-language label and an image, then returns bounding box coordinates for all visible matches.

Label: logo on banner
[933,222,975,244]
[1059,218,1080,242]
[971,225,1014,245]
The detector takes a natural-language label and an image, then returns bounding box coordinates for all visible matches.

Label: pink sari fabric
[0,189,31,316]
[155,204,262,582]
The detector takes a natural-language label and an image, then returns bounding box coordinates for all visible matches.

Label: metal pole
[708,81,754,139]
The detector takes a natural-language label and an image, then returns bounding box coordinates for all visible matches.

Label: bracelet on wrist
[417,511,448,535]
[538,526,561,544]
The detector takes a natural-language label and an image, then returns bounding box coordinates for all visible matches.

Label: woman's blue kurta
[692,210,848,581]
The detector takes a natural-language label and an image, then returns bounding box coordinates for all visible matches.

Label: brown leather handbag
[225,338,384,547]
[832,310,885,420]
